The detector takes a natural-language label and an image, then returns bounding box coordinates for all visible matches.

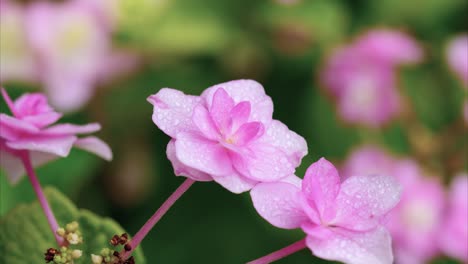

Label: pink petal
[192,105,219,141]
[439,174,468,262]
[166,140,212,182]
[230,101,251,131]
[209,88,235,132]
[258,120,308,166]
[356,30,423,65]
[234,143,295,182]
[6,135,77,157]
[13,93,62,128]
[333,174,402,231]
[447,35,468,86]
[147,88,201,138]
[251,182,308,228]
[201,80,273,124]
[232,122,264,146]
[0,114,40,140]
[211,172,257,194]
[43,123,101,135]
[43,73,95,113]
[175,132,233,176]
[306,227,393,264]
[302,158,341,220]
[0,149,58,185]
[73,136,112,161]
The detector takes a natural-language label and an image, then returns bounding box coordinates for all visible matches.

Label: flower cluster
[342,145,467,263]
[322,30,423,127]
[148,79,403,263]
[0,0,137,112]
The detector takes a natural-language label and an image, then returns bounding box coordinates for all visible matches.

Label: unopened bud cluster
[91,233,135,264]
[56,221,83,245]
[44,247,82,264]
[91,248,135,264]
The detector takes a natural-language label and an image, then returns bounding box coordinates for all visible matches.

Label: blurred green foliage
[1,0,467,263]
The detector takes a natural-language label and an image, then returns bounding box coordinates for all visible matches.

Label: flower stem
[121,178,195,258]
[20,152,64,246]
[247,239,307,264]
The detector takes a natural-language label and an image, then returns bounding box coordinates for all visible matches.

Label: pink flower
[148,80,307,193]
[1,0,138,112]
[0,1,37,82]
[322,30,422,127]
[342,146,445,264]
[0,88,112,184]
[251,158,401,264]
[446,34,468,86]
[439,174,468,262]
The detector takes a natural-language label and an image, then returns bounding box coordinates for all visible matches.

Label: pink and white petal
[356,30,423,65]
[175,132,233,176]
[232,122,264,146]
[302,158,341,218]
[192,105,219,141]
[259,120,308,165]
[0,150,25,184]
[73,136,112,161]
[306,227,393,264]
[241,143,295,182]
[0,114,40,140]
[0,150,58,185]
[209,88,235,131]
[44,123,101,135]
[166,140,212,182]
[212,172,256,194]
[230,101,251,131]
[22,112,62,128]
[147,88,201,138]
[6,135,77,157]
[280,174,302,188]
[251,182,307,228]
[44,73,95,113]
[333,174,402,231]
[201,80,273,124]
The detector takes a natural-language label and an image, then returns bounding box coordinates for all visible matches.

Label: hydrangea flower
[148,79,307,193]
[251,158,401,264]
[439,174,468,262]
[0,0,138,112]
[0,88,112,184]
[322,30,422,127]
[342,145,445,264]
[0,1,37,82]
[446,34,468,86]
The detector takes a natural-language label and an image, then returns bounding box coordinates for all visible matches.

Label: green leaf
[0,187,146,264]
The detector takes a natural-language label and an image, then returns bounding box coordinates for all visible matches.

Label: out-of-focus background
[1,0,467,263]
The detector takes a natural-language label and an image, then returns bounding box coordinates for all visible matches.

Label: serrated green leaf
[0,187,146,264]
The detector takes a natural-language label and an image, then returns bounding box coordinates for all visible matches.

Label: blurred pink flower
[0,88,112,184]
[439,174,468,262]
[342,145,446,264]
[322,30,423,127]
[1,0,138,112]
[251,158,401,264]
[0,1,37,82]
[148,80,307,193]
[446,34,468,86]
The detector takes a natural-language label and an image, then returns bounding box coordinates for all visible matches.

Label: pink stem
[121,178,195,259]
[247,239,307,264]
[1,87,18,117]
[20,152,65,246]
